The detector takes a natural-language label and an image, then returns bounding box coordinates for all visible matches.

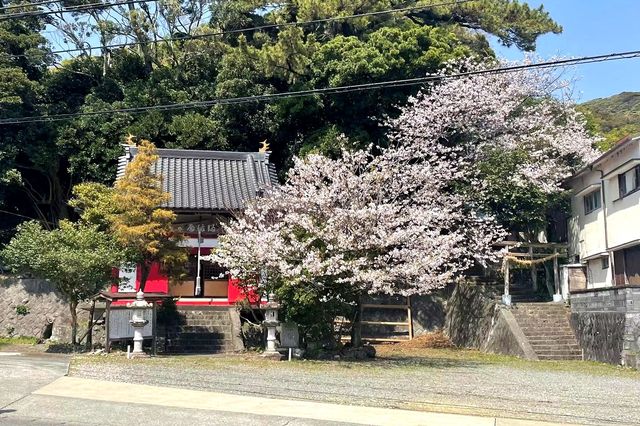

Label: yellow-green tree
[110,140,187,292]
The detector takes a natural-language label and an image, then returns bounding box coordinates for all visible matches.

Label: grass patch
[70,345,640,379]
[0,336,39,347]
[374,345,640,378]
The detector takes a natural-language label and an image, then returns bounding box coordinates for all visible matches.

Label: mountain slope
[579,92,640,150]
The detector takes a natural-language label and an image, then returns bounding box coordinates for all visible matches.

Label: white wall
[585,258,612,288]
[569,173,607,260]
[568,138,640,289]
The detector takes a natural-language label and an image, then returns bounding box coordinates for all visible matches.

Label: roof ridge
[128,145,268,160]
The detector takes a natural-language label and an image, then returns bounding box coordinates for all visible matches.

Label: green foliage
[0,220,123,343]
[472,149,566,235]
[0,0,563,239]
[110,140,187,291]
[268,275,358,344]
[15,305,29,316]
[69,182,117,231]
[579,92,640,151]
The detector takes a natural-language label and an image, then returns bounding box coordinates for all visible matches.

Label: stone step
[167,337,233,344]
[520,327,573,336]
[519,318,572,323]
[173,326,232,333]
[528,338,578,345]
[514,308,570,314]
[516,322,572,329]
[165,346,233,354]
[513,308,570,312]
[538,354,583,361]
[534,348,582,355]
[529,343,580,351]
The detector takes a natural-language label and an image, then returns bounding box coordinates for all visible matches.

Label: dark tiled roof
[117,145,277,211]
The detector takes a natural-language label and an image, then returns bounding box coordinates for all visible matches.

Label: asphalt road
[0,352,342,425]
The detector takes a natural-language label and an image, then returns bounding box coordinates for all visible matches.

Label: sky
[492,0,640,102]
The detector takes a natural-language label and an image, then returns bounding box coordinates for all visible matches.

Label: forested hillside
[579,91,640,150]
[0,0,562,241]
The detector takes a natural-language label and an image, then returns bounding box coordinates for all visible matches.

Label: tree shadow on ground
[335,355,485,370]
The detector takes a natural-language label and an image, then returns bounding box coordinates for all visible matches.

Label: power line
[0,0,88,12]
[1,50,638,125]
[0,0,157,20]
[2,0,474,57]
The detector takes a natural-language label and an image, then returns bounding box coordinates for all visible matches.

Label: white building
[567,135,640,289]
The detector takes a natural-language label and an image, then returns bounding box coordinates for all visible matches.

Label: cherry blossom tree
[215,59,599,343]
[389,59,599,196]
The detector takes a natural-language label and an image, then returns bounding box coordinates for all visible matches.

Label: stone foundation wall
[0,276,91,342]
[570,287,640,368]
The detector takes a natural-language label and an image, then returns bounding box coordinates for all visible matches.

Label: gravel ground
[70,352,640,426]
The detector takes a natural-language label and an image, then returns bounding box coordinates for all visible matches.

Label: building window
[601,257,609,269]
[618,165,640,198]
[583,190,601,214]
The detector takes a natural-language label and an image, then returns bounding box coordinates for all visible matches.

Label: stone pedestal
[127,291,152,358]
[501,294,512,306]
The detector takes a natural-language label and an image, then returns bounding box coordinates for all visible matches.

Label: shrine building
[112,144,277,307]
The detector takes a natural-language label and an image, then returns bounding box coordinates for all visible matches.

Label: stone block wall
[0,276,90,342]
[570,287,640,368]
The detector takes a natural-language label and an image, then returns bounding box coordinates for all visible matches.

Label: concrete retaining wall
[445,281,537,359]
[445,282,498,348]
[570,287,640,368]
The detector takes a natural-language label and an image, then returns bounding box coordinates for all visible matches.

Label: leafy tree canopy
[0,220,123,344]
[0,0,562,239]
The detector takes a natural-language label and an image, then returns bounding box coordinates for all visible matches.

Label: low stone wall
[570,287,640,368]
[0,276,89,342]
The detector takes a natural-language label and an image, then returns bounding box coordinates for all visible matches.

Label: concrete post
[502,257,512,306]
[553,249,563,302]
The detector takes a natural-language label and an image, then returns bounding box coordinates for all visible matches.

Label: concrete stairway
[511,303,582,361]
[163,307,236,354]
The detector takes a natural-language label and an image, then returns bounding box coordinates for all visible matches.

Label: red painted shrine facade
[111,145,277,306]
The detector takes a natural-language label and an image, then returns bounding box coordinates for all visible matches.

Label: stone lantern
[127,290,152,358]
[262,293,281,359]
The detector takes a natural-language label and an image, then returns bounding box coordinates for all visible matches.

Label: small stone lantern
[127,290,152,358]
[262,293,281,359]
